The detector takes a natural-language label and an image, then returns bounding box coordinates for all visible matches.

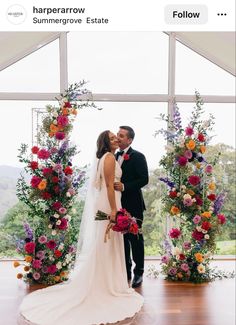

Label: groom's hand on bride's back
[114,182,124,192]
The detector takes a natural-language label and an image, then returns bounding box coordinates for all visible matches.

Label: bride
[18,130,144,325]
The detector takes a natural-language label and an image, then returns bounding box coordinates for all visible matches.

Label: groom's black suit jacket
[117,147,149,222]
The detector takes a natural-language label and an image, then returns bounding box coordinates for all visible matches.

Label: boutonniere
[123,153,130,161]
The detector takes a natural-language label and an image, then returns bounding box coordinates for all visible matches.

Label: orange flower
[208,182,216,191]
[186,140,196,150]
[17,273,23,279]
[54,276,61,282]
[196,162,202,169]
[60,271,68,278]
[24,266,30,272]
[25,255,33,263]
[170,206,180,215]
[200,145,206,153]
[201,211,212,218]
[62,108,69,115]
[49,132,54,137]
[71,109,77,115]
[50,124,59,133]
[38,179,47,190]
[13,261,20,268]
[195,253,204,263]
[177,272,183,279]
[187,189,195,196]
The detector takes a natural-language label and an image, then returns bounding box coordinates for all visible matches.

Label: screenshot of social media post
[0,0,235,325]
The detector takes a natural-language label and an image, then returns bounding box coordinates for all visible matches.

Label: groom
[115,126,148,288]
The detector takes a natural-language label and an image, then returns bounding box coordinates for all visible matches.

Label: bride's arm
[104,153,117,222]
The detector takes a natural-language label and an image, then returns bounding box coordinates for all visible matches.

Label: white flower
[48,224,53,229]
[204,252,211,258]
[71,208,76,214]
[196,226,202,232]
[54,213,60,219]
[183,194,191,200]
[209,206,214,211]
[49,257,55,262]
[202,229,207,234]
[65,215,71,222]
[172,247,181,256]
[192,198,196,202]
[66,192,71,197]
[56,262,62,269]
[58,244,64,250]
[63,262,66,266]
[53,119,58,125]
[51,230,57,236]
[38,164,43,170]
[165,145,174,153]
[197,264,205,274]
[177,193,181,197]
[52,112,58,118]
[204,234,210,239]
[56,220,61,225]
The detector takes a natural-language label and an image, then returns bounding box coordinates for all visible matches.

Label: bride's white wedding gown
[18,153,144,325]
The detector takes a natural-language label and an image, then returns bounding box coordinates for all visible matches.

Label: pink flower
[180,263,189,272]
[47,265,57,274]
[217,214,226,225]
[24,242,36,254]
[193,215,201,224]
[57,115,69,127]
[32,259,42,269]
[46,240,57,250]
[53,164,63,172]
[55,132,65,140]
[33,272,41,280]
[182,241,191,250]
[183,197,193,206]
[188,175,201,186]
[59,207,67,215]
[30,176,41,188]
[38,236,47,244]
[192,230,204,241]
[58,218,68,230]
[184,150,193,159]
[169,228,181,239]
[36,250,45,259]
[50,147,58,154]
[161,255,170,264]
[205,165,213,174]
[42,168,53,176]
[178,156,188,166]
[185,126,194,136]
[37,149,50,160]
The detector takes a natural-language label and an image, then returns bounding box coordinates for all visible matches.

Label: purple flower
[173,104,182,129]
[214,192,226,215]
[23,223,33,241]
[184,150,193,159]
[36,250,45,260]
[182,241,191,250]
[58,141,69,156]
[159,177,175,189]
[168,268,177,276]
[162,239,172,254]
[161,255,170,264]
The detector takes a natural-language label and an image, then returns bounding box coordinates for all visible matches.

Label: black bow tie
[117,150,124,157]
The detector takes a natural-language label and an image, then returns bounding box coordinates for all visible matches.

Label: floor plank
[0,260,235,325]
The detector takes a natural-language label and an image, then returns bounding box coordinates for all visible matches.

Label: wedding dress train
[18,153,144,325]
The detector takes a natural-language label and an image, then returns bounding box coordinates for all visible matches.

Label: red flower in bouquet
[64,166,73,175]
[58,218,68,230]
[188,175,201,186]
[207,193,216,201]
[31,146,39,154]
[52,201,62,211]
[169,228,181,239]
[24,242,36,254]
[54,250,62,258]
[41,192,52,200]
[57,115,69,127]
[55,132,65,140]
[201,221,212,231]
[30,176,41,188]
[197,133,205,142]
[169,190,177,198]
[42,168,53,176]
[178,156,188,166]
[30,161,38,170]
[192,229,204,241]
[37,149,50,160]
[46,240,57,250]
[217,214,226,224]
[112,209,138,235]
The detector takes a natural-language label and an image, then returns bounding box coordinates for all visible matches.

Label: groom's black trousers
[124,228,144,279]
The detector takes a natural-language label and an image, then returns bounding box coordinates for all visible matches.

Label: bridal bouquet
[95,209,139,242]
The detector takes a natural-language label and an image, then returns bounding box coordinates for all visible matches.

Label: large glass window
[68,32,168,94]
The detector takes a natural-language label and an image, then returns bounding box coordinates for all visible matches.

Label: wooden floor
[0,260,235,325]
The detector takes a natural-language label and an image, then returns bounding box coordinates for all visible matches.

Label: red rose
[169,228,181,239]
[31,146,39,154]
[178,156,188,166]
[207,194,216,201]
[52,176,59,183]
[24,242,36,254]
[192,230,204,241]
[188,175,201,186]
[54,250,62,258]
[169,191,177,198]
[201,221,212,231]
[52,201,62,211]
[64,101,72,108]
[46,240,57,250]
[31,176,41,188]
[123,154,130,161]
[55,132,65,140]
[179,253,186,260]
[129,223,139,235]
[64,166,73,175]
[41,192,52,200]
[37,149,50,160]
[195,195,203,206]
[58,218,68,230]
[217,214,226,225]
[197,133,205,142]
[47,265,57,274]
[54,186,60,194]
[30,161,38,170]
[42,168,53,176]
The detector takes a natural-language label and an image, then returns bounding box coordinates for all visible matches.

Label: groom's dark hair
[119,126,135,140]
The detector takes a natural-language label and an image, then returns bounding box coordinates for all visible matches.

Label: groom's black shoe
[132,275,143,288]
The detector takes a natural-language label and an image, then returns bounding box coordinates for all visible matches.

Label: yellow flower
[201,211,212,218]
[38,179,47,190]
[186,140,196,150]
[200,145,206,153]
[13,261,20,268]
[208,182,216,191]
[196,162,202,169]
[170,206,180,215]
[17,273,23,279]
[195,253,204,263]
[187,189,195,196]
[25,255,33,263]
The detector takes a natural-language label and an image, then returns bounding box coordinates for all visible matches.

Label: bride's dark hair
[96,130,111,158]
